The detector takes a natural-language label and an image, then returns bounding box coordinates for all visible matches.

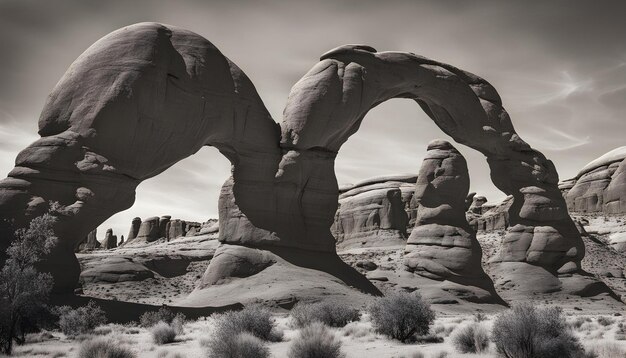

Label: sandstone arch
[0,22,281,290]
[0,24,587,302]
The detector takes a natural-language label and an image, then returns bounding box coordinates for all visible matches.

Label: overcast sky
[1,0,625,241]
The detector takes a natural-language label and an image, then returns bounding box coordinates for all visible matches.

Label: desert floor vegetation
[3,303,626,357]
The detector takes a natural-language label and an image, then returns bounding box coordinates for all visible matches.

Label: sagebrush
[288,322,345,358]
[367,292,435,342]
[151,321,177,345]
[203,305,279,358]
[54,300,107,337]
[452,323,489,353]
[290,301,359,328]
[492,303,586,358]
[139,307,186,329]
[77,338,135,358]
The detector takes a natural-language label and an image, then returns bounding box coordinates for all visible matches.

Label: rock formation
[166,219,186,241]
[76,228,99,252]
[102,228,117,249]
[404,140,499,302]
[467,196,513,232]
[158,216,171,238]
[562,146,626,214]
[332,174,416,249]
[119,235,124,246]
[0,23,595,301]
[0,22,280,291]
[135,217,161,243]
[126,217,141,244]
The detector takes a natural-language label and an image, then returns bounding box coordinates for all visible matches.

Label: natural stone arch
[197,45,586,301]
[273,44,583,272]
[0,24,587,302]
[0,22,281,291]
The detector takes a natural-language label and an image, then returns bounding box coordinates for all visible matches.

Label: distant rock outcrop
[126,217,141,244]
[123,216,216,245]
[404,140,499,302]
[136,217,160,243]
[332,174,416,249]
[102,228,117,249]
[466,196,513,232]
[562,146,626,214]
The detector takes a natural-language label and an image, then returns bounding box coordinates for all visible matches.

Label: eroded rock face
[332,175,416,250]
[404,141,498,301]
[563,147,626,214]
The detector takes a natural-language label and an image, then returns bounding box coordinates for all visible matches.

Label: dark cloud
[0,0,625,239]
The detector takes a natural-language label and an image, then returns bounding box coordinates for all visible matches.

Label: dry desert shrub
[367,292,435,343]
[570,316,592,330]
[203,305,280,358]
[432,324,455,337]
[585,341,626,358]
[596,315,615,327]
[150,322,177,345]
[492,303,587,358]
[203,331,270,358]
[156,350,185,358]
[54,301,107,337]
[77,338,135,358]
[474,312,488,322]
[399,352,424,358]
[139,307,186,330]
[341,320,372,338]
[288,322,345,358]
[290,301,360,328]
[616,322,626,340]
[431,351,448,358]
[452,322,489,353]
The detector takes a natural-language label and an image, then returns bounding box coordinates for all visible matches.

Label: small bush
[157,351,185,358]
[596,316,615,326]
[140,307,185,328]
[474,312,488,322]
[213,305,280,342]
[414,334,443,344]
[203,305,279,358]
[55,301,107,337]
[77,338,135,358]
[151,322,177,345]
[288,322,345,358]
[432,351,448,358]
[367,292,435,342]
[452,323,489,353]
[290,301,360,328]
[492,303,585,358]
[586,342,626,358]
[203,331,270,358]
[571,316,592,329]
[171,315,185,335]
[432,324,454,338]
